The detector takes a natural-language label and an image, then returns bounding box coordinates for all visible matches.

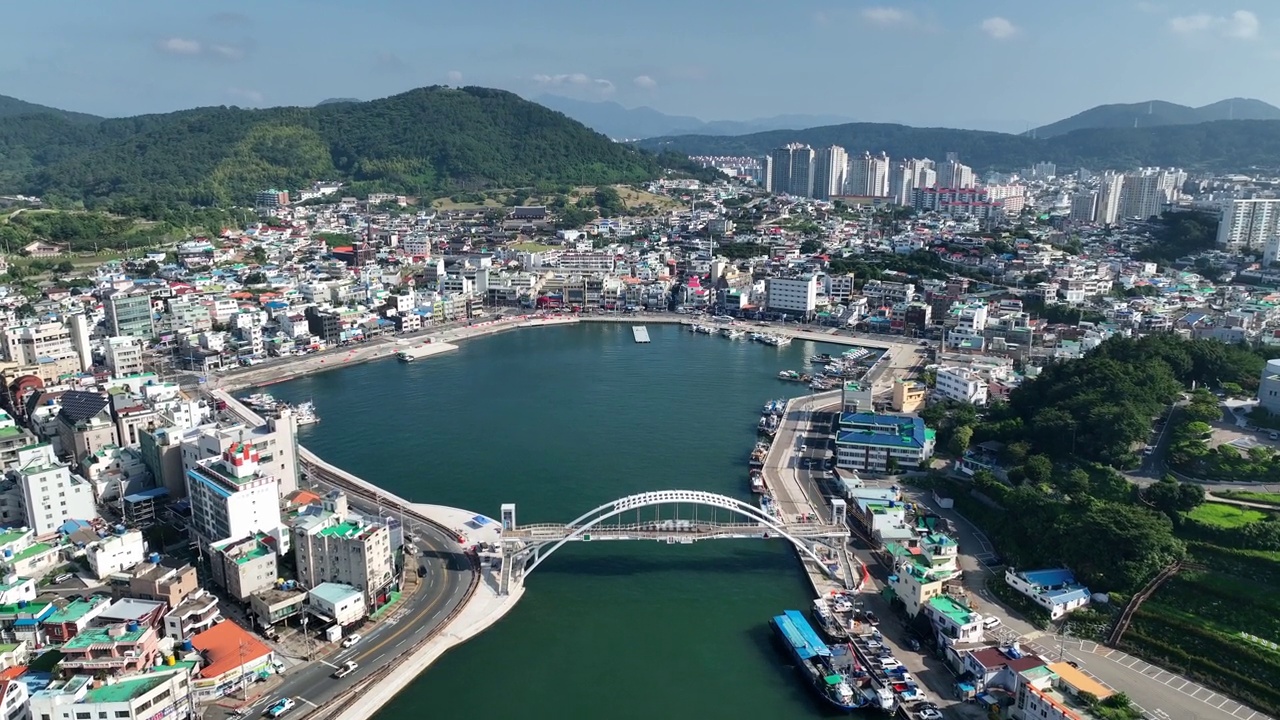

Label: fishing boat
[809,353,834,364]
[749,443,769,468]
[770,610,866,711]
[750,469,766,493]
[722,327,745,340]
[778,370,801,381]
[292,401,320,425]
[244,393,278,412]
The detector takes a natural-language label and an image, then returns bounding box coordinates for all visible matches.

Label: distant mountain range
[636,119,1280,172]
[534,95,855,139]
[0,94,101,124]
[1030,98,1280,138]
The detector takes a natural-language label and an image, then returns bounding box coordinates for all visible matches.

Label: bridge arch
[517,489,839,575]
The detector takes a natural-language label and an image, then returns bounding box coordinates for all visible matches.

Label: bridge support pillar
[501,503,517,531]
[830,498,847,527]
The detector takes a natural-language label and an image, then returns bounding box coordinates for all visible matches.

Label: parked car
[266,698,295,718]
[918,706,943,720]
[333,661,358,679]
[341,633,363,648]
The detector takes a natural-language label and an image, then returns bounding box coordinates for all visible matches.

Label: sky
[0,0,1274,132]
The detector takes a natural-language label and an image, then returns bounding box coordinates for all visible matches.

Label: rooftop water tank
[127,621,139,632]
[114,524,126,535]
[149,553,161,565]
[2,549,10,558]
[182,639,194,652]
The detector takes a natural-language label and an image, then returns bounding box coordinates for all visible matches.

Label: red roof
[192,622,272,679]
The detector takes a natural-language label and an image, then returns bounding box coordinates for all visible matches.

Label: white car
[341,633,363,648]
[799,444,807,452]
[266,698,295,719]
[333,661,358,679]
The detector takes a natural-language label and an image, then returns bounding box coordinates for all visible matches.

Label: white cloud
[1169,10,1259,39]
[633,75,657,89]
[861,7,910,25]
[157,37,202,55]
[532,73,615,95]
[209,43,246,61]
[980,16,1019,39]
[227,87,264,104]
[446,70,464,84]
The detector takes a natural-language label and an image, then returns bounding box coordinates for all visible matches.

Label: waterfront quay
[210,390,525,720]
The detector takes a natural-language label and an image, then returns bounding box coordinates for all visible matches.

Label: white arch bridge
[494,490,852,594]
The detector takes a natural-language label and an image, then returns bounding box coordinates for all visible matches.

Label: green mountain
[0,94,101,123]
[0,87,660,208]
[1031,97,1280,138]
[636,119,1280,172]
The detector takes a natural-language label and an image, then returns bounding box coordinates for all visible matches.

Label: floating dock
[632,326,651,343]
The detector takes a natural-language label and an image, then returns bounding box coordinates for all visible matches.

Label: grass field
[430,196,503,210]
[510,242,556,252]
[1216,490,1280,507]
[1185,502,1271,528]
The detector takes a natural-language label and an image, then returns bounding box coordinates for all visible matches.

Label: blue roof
[784,610,830,656]
[1021,569,1075,588]
[772,612,829,660]
[837,413,930,450]
[124,488,169,503]
[1044,587,1091,605]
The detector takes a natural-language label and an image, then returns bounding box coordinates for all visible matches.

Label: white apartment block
[181,415,298,497]
[847,151,889,197]
[766,276,818,317]
[104,336,145,378]
[1217,198,1280,252]
[184,443,287,551]
[2,321,82,384]
[557,252,617,273]
[292,491,395,609]
[812,145,848,201]
[934,366,989,405]
[85,529,146,580]
[13,443,98,537]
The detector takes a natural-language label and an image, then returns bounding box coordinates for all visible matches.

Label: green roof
[234,542,272,565]
[83,674,168,703]
[0,426,24,439]
[61,625,147,650]
[45,598,103,624]
[0,529,30,547]
[928,596,974,626]
[319,521,365,539]
[11,542,53,562]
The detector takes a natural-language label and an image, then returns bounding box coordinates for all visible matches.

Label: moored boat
[770,610,866,711]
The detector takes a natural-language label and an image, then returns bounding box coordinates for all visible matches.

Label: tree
[799,239,823,254]
[886,457,900,475]
[1024,455,1054,486]
[949,426,974,457]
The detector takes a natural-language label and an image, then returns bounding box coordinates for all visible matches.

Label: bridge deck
[506,521,848,541]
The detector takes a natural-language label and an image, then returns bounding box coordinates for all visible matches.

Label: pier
[632,325,651,343]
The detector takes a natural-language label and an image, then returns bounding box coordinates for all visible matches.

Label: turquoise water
[266,323,861,719]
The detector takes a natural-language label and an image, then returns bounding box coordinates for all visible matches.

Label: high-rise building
[937,155,976,189]
[1096,172,1124,225]
[1120,168,1178,221]
[1069,192,1098,223]
[848,152,890,197]
[104,336,145,378]
[768,143,814,197]
[185,442,287,551]
[765,275,818,318]
[292,491,395,610]
[888,160,914,205]
[759,155,773,192]
[103,286,155,340]
[255,189,290,208]
[811,146,847,200]
[68,313,92,373]
[1217,198,1280,252]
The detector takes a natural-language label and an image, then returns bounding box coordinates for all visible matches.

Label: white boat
[244,393,277,411]
[293,401,320,425]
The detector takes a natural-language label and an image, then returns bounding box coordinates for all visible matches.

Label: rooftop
[309,582,361,606]
[837,412,934,450]
[191,621,271,679]
[928,595,976,626]
[319,520,369,539]
[44,597,103,625]
[0,529,29,547]
[61,625,147,651]
[83,673,169,703]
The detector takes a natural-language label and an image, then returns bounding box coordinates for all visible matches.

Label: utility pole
[239,639,249,700]
[1058,622,1070,661]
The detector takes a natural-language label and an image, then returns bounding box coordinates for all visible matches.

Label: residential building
[184,442,287,549]
[768,144,814,198]
[1014,662,1116,720]
[103,336,145,378]
[891,379,927,413]
[55,391,119,466]
[208,534,278,601]
[0,676,26,720]
[934,366,989,405]
[84,530,146,580]
[292,491,395,610]
[1,322,81,385]
[255,189,289,208]
[306,582,366,627]
[937,154,976,190]
[41,597,110,644]
[1216,198,1280,252]
[834,413,935,474]
[36,671,191,720]
[1120,169,1172,221]
[0,411,36,471]
[1005,568,1091,620]
[841,381,874,414]
[925,595,985,644]
[12,444,98,537]
[765,275,817,318]
[847,151,890,198]
[1095,172,1123,225]
[124,561,198,607]
[886,533,962,617]
[189,621,275,701]
[811,146,847,201]
[58,622,160,676]
[103,286,156,340]
[163,588,221,641]
[1068,192,1097,224]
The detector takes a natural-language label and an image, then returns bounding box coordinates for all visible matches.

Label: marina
[631,326,651,343]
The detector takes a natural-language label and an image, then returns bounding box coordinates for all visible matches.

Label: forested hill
[636,119,1280,172]
[0,94,101,123]
[0,86,661,208]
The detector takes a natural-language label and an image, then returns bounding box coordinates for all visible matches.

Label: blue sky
[0,0,1273,132]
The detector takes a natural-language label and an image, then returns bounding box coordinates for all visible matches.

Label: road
[199,455,476,719]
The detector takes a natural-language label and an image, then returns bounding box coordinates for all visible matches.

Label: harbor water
[264,322,872,719]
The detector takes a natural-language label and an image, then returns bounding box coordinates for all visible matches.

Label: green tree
[799,239,823,254]
[949,426,974,457]
[1024,455,1054,486]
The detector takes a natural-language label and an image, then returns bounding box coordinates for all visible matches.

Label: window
[75,714,90,720]
[115,712,130,718]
